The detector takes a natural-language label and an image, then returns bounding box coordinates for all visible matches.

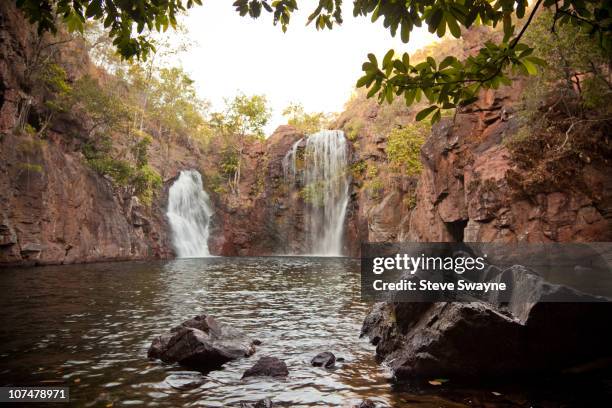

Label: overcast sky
[178,2,438,135]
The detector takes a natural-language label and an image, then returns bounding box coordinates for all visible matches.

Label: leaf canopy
[16,0,612,122]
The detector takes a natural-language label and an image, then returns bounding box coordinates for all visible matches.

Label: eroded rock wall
[407,86,611,244]
[0,3,177,265]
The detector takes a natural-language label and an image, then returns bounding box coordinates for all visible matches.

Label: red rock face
[0,132,175,265]
[208,126,309,256]
[405,86,611,243]
[2,1,608,266]
[0,2,178,265]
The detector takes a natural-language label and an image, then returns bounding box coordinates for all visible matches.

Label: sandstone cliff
[1,2,610,266]
[0,3,194,265]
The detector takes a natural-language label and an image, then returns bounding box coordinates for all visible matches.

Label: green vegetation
[18,1,611,123]
[16,0,202,59]
[504,10,611,197]
[282,103,332,135]
[386,123,427,176]
[345,118,364,142]
[364,177,385,201]
[350,160,367,179]
[403,192,417,210]
[83,133,162,205]
[210,93,271,195]
[299,181,326,207]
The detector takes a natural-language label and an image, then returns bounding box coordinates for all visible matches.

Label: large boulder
[361,266,612,380]
[148,315,256,370]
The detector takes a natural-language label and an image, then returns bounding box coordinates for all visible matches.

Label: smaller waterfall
[166,170,214,258]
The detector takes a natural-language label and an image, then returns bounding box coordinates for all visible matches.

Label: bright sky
[179,2,438,135]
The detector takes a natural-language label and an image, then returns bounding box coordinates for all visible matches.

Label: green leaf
[393,59,407,73]
[383,49,394,68]
[367,53,378,66]
[524,56,547,66]
[426,57,436,69]
[385,85,393,104]
[402,52,410,69]
[521,59,538,75]
[85,0,102,18]
[400,22,410,43]
[356,74,371,88]
[439,56,456,70]
[436,14,446,37]
[429,8,443,33]
[446,13,461,38]
[366,82,381,98]
[416,105,438,121]
[64,12,84,33]
[431,109,441,124]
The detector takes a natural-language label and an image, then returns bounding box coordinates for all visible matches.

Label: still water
[0,257,610,407]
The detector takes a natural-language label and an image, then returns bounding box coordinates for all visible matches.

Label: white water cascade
[283,130,350,256]
[166,170,214,258]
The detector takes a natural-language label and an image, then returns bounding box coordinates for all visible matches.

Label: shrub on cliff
[282,103,333,135]
[386,123,428,176]
[505,9,612,198]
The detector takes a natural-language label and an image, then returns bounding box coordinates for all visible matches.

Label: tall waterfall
[166,170,214,258]
[283,130,350,256]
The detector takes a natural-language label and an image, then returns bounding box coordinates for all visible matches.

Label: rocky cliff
[1,1,610,266]
[350,61,612,382]
[0,3,193,265]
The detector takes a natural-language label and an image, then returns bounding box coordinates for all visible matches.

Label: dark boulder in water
[361,266,612,380]
[354,399,376,408]
[242,357,289,378]
[311,352,336,368]
[148,314,256,370]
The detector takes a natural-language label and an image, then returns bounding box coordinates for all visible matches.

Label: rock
[0,220,16,246]
[355,399,375,408]
[310,352,335,368]
[148,314,256,370]
[20,242,42,253]
[361,266,612,380]
[239,398,273,408]
[242,357,288,378]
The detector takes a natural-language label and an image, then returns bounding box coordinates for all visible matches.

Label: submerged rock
[354,399,376,408]
[242,357,288,378]
[239,398,273,408]
[361,268,612,380]
[164,371,205,390]
[311,352,336,368]
[148,314,256,370]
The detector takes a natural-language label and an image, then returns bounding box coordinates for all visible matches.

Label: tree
[211,93,271,195]
[17,0,612,122]
[282,102,332,134]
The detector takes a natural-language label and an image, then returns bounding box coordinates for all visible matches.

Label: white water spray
[166,170,214,258]
[283,130,350,256]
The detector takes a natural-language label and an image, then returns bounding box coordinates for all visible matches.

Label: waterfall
[283,130,350,256]
[166,170,214,258]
